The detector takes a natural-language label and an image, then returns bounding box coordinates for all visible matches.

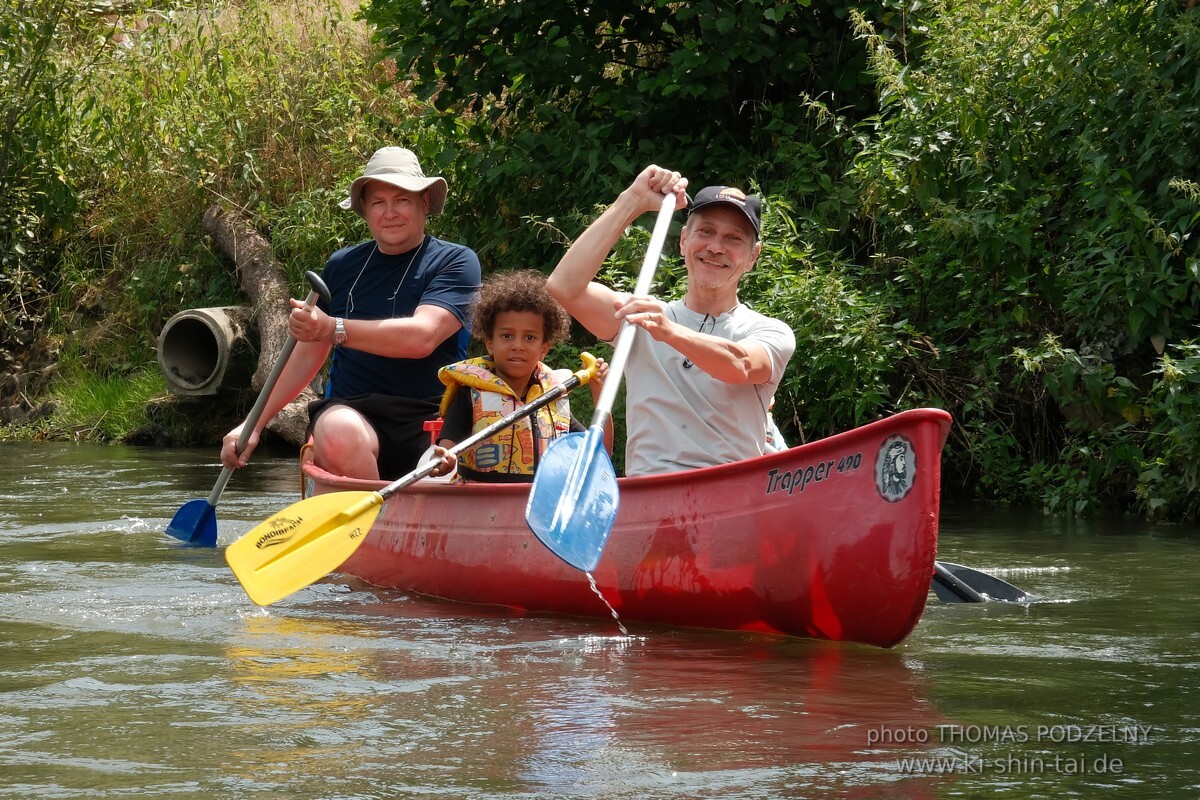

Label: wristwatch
[333,317,347,347]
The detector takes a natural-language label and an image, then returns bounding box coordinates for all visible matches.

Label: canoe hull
[305,408,952,647]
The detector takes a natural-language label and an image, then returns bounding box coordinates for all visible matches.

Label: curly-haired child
[429,270,612,482]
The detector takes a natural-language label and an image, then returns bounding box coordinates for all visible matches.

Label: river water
[0,441,1196,799]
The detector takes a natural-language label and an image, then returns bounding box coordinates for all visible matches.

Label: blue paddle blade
[165,499,218,547]
[525,427,618,572]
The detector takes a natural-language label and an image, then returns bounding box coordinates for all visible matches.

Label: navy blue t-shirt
[317,235,481,400]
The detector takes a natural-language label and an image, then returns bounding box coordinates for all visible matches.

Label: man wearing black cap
[546,165,795,476]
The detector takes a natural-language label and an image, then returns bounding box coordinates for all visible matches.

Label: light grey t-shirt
[620,298,796,477]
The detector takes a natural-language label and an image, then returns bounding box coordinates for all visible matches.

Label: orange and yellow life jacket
[437,357,572,479]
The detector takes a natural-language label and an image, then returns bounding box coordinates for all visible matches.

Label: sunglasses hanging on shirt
[682,313,715,370]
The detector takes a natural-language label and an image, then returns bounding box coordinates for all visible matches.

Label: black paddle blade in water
[932,561,1032,603]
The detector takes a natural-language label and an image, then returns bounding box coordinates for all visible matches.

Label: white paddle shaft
[590,192,676,422]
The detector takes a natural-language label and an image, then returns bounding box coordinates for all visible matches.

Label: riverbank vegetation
[3,0,1198,521]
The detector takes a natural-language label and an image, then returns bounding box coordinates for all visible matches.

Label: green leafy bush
[8,0,1200,525]
[848,0,1200,515]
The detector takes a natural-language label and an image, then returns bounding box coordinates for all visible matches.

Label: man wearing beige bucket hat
[220,146,482,481]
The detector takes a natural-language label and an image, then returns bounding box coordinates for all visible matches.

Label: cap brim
[688,199,760,235]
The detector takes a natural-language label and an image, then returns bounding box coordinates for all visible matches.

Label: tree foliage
[848,0,1200,513]
[362,0,922,268]
[5,0,1200,522]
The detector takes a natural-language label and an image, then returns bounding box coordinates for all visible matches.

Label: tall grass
[63,0,444,354]
[36,0,438,440]
[48,366,166,443]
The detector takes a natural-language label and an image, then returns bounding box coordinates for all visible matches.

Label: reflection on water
[0,442,1197,798]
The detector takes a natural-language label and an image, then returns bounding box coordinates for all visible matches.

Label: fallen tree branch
[201,205,316,447]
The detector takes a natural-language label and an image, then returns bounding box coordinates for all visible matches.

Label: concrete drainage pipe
[157,306,256,396]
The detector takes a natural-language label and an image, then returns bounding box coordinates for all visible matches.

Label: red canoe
[302,408,953,648]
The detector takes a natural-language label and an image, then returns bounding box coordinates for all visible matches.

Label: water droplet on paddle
[585,571,628,636]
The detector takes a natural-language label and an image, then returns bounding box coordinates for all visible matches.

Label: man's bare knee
[312,406,380,479]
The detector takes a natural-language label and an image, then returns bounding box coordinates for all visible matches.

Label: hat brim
[340,175,448,217]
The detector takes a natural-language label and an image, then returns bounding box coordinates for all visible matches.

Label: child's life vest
[437,357,573,478]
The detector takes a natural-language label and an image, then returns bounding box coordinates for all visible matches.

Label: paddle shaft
[206,272,327,505]
[526,195,675,571]
[375,357,598,503]
[589,192,677,429]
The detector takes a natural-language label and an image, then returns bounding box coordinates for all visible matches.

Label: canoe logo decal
[875,434,915,503]
[254,515,303,549]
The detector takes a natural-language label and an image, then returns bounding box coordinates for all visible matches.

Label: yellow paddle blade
[224,490,384,606]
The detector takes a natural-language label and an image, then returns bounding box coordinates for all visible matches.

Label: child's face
[485,310,552,391]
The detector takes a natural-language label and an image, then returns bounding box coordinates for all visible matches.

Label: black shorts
[308,393,440,480]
